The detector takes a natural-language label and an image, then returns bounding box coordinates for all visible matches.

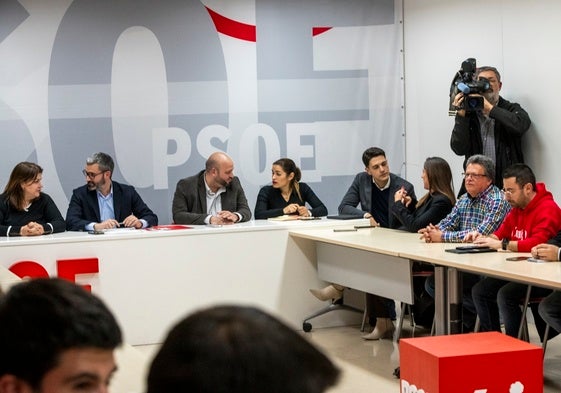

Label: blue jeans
[473,278,552,341]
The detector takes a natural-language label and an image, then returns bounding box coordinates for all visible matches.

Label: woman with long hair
[255,158,327,219]
[391,156,455,232]
[0,162,65,236]
[311,157,456,340]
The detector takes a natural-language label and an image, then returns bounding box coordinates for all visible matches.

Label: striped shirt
[438,184,510,242]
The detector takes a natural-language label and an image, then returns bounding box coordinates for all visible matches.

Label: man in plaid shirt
[419,154,510,242]
[418,154,510,331]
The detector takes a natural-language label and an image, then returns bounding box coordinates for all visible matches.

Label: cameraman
[450,66,531,193]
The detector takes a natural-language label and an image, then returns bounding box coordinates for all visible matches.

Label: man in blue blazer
[66,152,158,231]
[172,152,251,225]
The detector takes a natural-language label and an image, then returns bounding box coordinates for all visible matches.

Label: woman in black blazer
[391,156,456,232]
[254,158,327,219]
[0,162,65,236]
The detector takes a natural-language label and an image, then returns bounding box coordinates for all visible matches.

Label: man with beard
[450,66,531,193]
[469,163,561,341]
[66,152,158,231]
[172,152,251,225]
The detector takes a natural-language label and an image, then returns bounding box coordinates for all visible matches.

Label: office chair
[396,270,435,340]
[302,291,366,332]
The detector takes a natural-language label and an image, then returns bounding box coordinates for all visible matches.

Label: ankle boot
[309,284,344,301]
[362,318,395,340]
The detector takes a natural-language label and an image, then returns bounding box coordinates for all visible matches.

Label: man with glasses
[467,164,561,341]
[450,65,531,193]
[419,154,510,243]
[172,151,251,225]
[419,154,510,331]
[66,152,158,231]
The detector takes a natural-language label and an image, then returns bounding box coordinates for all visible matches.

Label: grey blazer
[172,170,251,225]
[338,172,416,229]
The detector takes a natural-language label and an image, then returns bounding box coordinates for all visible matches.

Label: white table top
[289,226,561,291]
[0,217,370,248]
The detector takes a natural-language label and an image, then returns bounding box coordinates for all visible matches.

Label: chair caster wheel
[303,322,312,332]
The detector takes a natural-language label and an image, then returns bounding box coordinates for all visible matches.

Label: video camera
[448,58,491,115]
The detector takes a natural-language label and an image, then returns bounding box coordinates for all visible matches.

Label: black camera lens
[467,96,484,110]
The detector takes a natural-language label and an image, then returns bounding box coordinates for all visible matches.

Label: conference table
[3,219,560,344]
[288,226,561,335]
[0,217,369,345]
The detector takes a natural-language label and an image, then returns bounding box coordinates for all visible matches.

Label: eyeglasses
[82,169,106,179]
[462,172,487,180]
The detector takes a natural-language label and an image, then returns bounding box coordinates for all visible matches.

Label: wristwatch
[502,238,509,251]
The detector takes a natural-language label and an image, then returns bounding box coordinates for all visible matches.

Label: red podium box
[400,332,542,393]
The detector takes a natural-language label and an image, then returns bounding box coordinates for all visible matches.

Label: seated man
[319,147,416,340]
[146,305,340,393]
[532,232,561,335]
[419,154,510,331]
[66,152,158,231]
[0,278,122,393]
[469,164,561,341]
[172,152,251,225]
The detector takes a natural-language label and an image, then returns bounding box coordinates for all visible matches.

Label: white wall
[403,0,560,198]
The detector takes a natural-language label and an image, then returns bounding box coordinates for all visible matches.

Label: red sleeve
[493,213,512,240]
[517,201,561,252]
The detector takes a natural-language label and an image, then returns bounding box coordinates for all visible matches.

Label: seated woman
[391,156,455,232]
[254,158,327,219]
[0,162,65,236]
[311,157,455,340]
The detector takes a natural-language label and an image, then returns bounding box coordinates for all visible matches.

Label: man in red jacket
[468,164,561,340]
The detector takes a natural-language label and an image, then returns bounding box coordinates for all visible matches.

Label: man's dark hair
[466,154,495,184]
[503,163,536,191]
[147,305,340,393]
[362,147,386,167]
[0,278,122,389]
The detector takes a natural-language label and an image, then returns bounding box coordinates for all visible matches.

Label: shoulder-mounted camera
[448,58,491,115]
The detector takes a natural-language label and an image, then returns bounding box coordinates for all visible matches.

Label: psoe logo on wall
[401,380,525,393]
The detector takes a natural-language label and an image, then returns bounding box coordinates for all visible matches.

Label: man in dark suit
[172,152,251,225]
[66,152,158,231]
